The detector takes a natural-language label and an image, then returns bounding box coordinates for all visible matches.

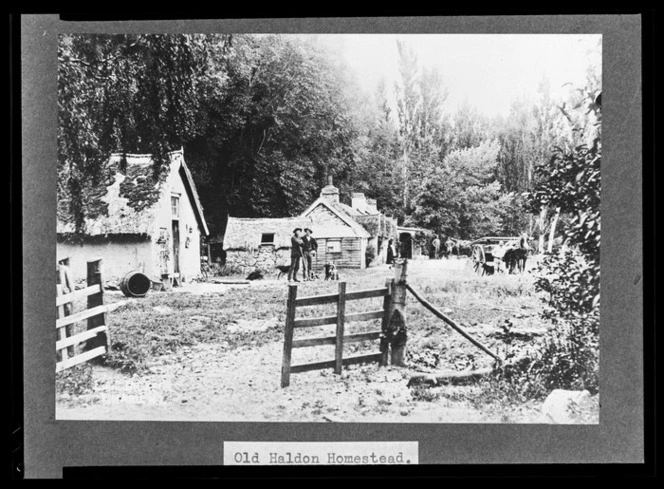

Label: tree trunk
[402,150,409,209]
[537,206,548,254]
[547,207,561,253]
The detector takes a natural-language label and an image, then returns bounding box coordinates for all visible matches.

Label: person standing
[444,237,454,259]
[431,235,441,259]
[386,238,397,265]
[288,228,304,282]
[301,228,318,280]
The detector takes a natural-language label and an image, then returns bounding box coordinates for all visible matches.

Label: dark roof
[57,150,208,237]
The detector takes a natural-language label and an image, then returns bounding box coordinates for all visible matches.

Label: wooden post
[281,284,298,387]
[85,259,110,354]
[334,282,347,375]
[56,284,68,363]
[380,279,393,366]
[57,258,74,357]
[388,259,408,366]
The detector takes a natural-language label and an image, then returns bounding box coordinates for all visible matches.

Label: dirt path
[57,338,546,423]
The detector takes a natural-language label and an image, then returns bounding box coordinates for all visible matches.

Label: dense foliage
[494,91,601,398]
[60,34,598,243]
[58,34,208,231]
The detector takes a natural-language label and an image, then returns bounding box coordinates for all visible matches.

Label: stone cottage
[222,177,398,274]
[57,149,209,284]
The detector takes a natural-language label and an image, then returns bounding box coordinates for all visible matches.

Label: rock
[541,389,593,424]
[152,306,174,314]
[443,308,453,314]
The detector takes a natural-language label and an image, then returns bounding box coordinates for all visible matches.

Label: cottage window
[261,233,275,245]
[171,196,180,217]
[327,239,341,253]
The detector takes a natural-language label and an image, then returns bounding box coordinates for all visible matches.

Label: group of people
[429,235,456,259]
[288,227,318,282]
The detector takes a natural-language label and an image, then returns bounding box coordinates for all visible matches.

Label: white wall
[57,239,154,284]
[151,162,202,282]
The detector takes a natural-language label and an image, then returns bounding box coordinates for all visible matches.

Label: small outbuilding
[57,149,209,285]
[222,177,398,274]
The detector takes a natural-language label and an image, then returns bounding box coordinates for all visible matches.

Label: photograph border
[19,13,646,477]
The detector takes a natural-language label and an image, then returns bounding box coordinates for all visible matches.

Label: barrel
[120,271,151,298]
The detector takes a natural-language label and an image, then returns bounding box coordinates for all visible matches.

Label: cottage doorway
[399,232,413,259]
[172,220,180,274]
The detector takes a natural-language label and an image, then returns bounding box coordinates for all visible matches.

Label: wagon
[470,237,519,275]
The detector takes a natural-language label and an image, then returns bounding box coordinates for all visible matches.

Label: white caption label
[224,441,418,465]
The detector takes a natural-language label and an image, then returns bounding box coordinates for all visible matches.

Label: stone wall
[225,246,291,275]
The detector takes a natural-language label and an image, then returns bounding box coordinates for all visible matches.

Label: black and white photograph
[51,32,604,424]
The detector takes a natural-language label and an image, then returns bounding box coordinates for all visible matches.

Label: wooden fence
[56,258,111,372]
[280,259,500,388]
[281,281,392,387]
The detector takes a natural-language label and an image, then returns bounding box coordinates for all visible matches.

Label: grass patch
[410,385,443,402]
[56,363,95,396]
[102,288,289,375]
[97,259,545,388]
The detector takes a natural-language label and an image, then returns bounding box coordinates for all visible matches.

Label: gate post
[380,278,393,366]
[281,284,298,387]
[334,282,346,375]
[387,259,408,366]
[85,258,110,355]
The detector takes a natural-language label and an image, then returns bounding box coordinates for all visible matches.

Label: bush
[496,92,601,399]
[365,244,377,267]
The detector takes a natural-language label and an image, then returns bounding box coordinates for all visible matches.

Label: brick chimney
[366,198,378,214]
[352,192,367,213]
[320,175,340,203]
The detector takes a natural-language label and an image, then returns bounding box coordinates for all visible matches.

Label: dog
[246,269,264,281]
[324,263,339,281]
[275,265,291,280]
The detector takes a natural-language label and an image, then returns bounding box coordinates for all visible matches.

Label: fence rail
[281,282,391,387]
[56,258,111,373]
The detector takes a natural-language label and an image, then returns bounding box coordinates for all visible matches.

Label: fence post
[85,258,110,354]
[56,284,68,363]
[388,259,408,366]
[380,279,393,366]
[281,284,298,387]
[57,257,75,357]
[334,281,347,375]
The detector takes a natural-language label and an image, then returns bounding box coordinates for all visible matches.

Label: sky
[311,34,601,119]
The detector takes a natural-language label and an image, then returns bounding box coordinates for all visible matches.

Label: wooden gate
[56,258,111,372]
[281,281,391,387]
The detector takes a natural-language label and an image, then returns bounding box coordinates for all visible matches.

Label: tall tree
[394,40,420,212]
[184,34,362,235]
[58,34,209,232]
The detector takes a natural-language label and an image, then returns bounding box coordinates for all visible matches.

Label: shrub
[365,244,377,267]
[496,90,601,399]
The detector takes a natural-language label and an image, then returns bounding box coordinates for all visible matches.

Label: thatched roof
[223,215,367,251]
[57,150,208,237]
